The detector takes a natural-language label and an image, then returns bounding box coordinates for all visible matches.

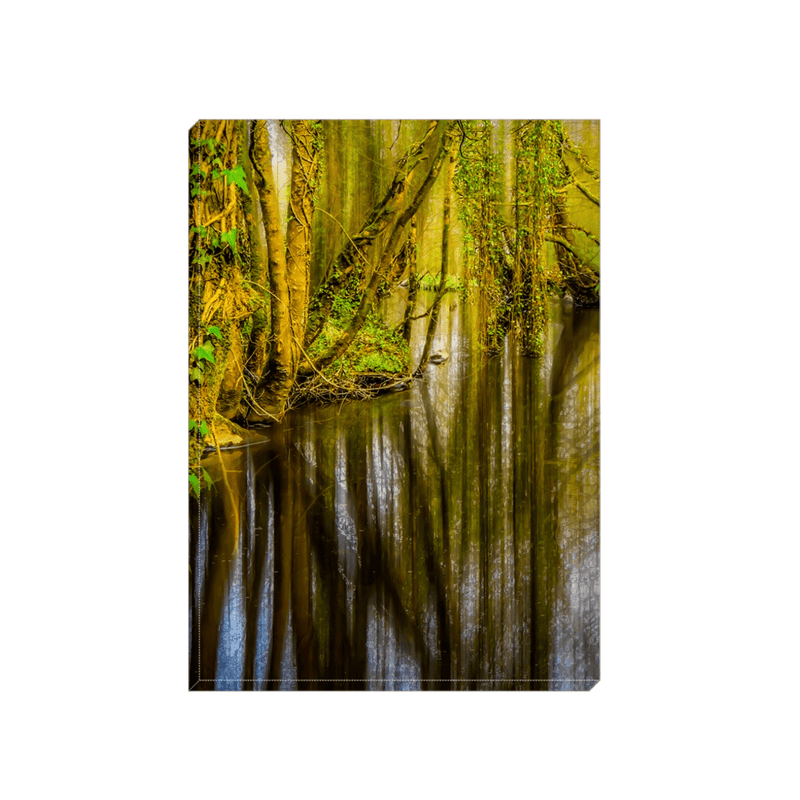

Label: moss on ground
[289,309,410,407]
[308,309,409,378]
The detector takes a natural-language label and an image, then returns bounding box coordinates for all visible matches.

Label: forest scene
[189,119,600,690]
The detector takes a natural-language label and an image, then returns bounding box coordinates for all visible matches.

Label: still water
[189,296,599,690]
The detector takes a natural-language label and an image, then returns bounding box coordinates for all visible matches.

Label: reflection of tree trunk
[475,364,491,682]
[242,452,271,689]
[402,403,419,626]
[531,356,558,689]
[268,464,292,688]
[305,434,347,684]
[511,349,532,679]
[189,499,203,689]
[368,406,431,681]
[418,381,452,685]
[347,425,369,689]
[292,471,314,686]
[196,452,244,689]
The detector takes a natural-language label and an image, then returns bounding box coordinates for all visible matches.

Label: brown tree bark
[400,217,418,343]
[249,120,289,421]
[249,121,321,422]
[284,121,320,369]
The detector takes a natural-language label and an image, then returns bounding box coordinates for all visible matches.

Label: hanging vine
[513,120,568,357]
[454,120,508,351]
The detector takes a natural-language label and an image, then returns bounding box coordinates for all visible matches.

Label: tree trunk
[238,121,270,381]
[189,120,259,461]
[418,132,457,372]
[303,121,443,350]
[250,121,321,422]
[285,120,321,372]
[400,217,418,343]
[310,122,451,373]
[249,122,290,420]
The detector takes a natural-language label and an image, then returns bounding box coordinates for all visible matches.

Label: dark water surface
[190,297,599,690]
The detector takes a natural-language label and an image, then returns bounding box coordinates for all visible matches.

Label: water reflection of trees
[190,302,599,690]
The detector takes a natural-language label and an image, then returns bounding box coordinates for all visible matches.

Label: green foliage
[308,304,410,379]
[354,351,402,373]
[189,324,224,386]
[192,247,212,267]
[188,467,214,498]
[194,341,215,364]
[222,165,249,195]
[418,274,465,292]
[220,229,237,254]
[330,288,359,321]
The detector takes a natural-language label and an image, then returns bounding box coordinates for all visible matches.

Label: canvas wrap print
[189,120,600,690]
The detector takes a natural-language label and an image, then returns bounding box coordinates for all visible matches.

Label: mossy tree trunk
[249,120,290,420]
[189,120,260,476]
[239,122,270,381]
[250,120,321,422]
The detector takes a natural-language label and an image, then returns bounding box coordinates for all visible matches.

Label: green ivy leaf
[223,165,250,196]
[189,474,200,497]
[220,229,237,253]
[190,367,203,382]
[194,343,215,364]
[207,325,222,340]
[189,420,196,432]
[201,467,214,490]
[199,420,209,437]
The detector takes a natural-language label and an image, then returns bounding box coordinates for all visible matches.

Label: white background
[2,2,797,797]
